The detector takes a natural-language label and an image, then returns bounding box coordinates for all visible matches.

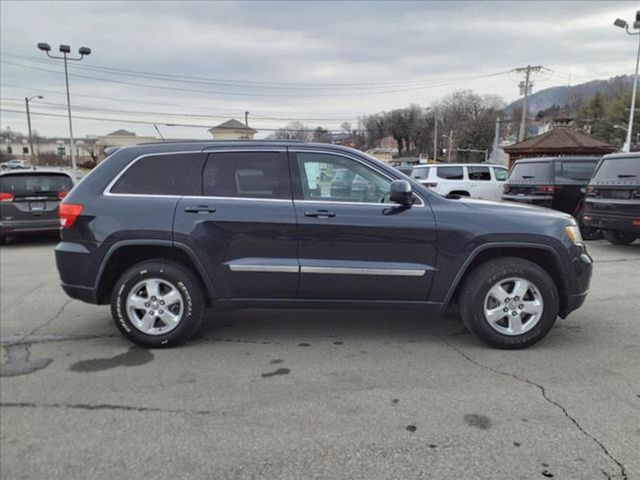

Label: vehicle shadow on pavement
[194,308,466,347]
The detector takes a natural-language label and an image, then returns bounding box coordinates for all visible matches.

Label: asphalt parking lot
[1,236,639,480]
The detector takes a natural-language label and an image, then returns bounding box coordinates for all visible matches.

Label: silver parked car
[1,159,32,170]
[0,169,75,244]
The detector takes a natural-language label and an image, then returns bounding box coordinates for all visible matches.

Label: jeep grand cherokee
[55,142,592,349]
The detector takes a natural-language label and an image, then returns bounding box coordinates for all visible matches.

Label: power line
[0,108,347,132]
[0,98,360,122]
[2,59,511,97]
[3,52,511,90]
[1,83,360,117]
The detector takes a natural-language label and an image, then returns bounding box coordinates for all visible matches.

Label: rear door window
[554,160,598,183]
[202,151,290,199]
[437,166,464,180]
[592,157,640,181]
[111,153,198,195]
[468,166,491,181]
[509,162,551,183]
[411,167,431,180]
[0,173,73,198]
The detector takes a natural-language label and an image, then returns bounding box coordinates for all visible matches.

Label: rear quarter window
[0,173,73,196]
[554,160,598,183]
[110,153,198,195]
[509,162,551,183]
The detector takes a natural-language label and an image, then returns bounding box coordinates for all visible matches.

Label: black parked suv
[502,156,600,237]
[583,152,640,245]
[55,142,592,349]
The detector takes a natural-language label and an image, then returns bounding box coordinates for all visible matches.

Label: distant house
[96,129,156,150]
[208,119,256,140]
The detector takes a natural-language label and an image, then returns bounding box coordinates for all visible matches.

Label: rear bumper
[61,282,99,304]
[583,212,640,234]
[0,219,59,236]
[501,194,553,207]
[55,241,101,304]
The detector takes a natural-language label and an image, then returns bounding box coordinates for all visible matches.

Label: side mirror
[390,179,413,205]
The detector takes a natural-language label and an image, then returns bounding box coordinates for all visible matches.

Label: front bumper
[560,248,592,318]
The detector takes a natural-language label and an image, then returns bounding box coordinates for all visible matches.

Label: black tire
[110,259,205,348]
[602,230,636,246]
[459,257,559,349]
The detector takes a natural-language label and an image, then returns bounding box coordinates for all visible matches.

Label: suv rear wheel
[459,257,559,349]
[111,259,205,348]
[602,230,637,246]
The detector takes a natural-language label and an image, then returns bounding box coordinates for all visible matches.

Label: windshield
[0,173,73,196]
[509,162,551,182]
[592,157,640,180]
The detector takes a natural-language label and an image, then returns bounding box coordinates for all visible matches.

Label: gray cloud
[0,1,636,138]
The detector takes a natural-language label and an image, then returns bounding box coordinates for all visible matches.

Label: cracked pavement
[1,236,639,479]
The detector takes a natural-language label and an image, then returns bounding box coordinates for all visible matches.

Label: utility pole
[432,116,438,162]
[447,129,453,163]
[24,96,43,163]
[244,111,250,127]
[512,65,543,142]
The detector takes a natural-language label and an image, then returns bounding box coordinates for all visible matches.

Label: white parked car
[410,163,509,201]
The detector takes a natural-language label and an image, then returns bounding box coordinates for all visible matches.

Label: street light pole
[614,11,640,152]
[37,43,91,178]
[24,95,42,164]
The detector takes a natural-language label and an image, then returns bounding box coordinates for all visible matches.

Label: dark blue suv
[55,142,592,349]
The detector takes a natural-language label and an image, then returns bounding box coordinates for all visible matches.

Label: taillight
[536,185,561,194]
[57,191,68,200]
[59,203,84,228]
[0,192,15,202]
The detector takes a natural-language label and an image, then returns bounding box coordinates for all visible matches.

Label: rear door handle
[184,205,216,214]
[304,209,335,218]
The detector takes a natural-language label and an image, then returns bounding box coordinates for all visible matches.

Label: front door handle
[184,205,216,214]
[304,209,335,218]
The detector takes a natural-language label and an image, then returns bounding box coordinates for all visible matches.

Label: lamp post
[25,95,43,164]
[37,43,91,178]
[614,11,640,152]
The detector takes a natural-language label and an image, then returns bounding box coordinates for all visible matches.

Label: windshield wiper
[618,174,637,178]
[521,175,535,179]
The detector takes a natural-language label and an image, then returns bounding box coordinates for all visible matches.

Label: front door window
[296,152,392,204]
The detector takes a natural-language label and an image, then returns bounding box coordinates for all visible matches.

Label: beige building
[95,129,156,150]
[208,119,256,140]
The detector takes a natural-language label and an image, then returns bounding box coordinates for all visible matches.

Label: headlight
[565,225,583,246]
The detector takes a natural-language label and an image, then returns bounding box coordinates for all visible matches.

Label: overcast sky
[0,1,637,139]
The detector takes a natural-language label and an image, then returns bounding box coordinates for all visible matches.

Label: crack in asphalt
[0,333,120,346]
[0,401,215,416]
[440,337,628,480]
[26,299,73,339]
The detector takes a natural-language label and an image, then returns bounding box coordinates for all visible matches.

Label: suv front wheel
[111,259,205,348]
[459,257,559,349]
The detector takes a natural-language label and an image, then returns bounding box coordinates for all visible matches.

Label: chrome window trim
[104,148,286,198]
[290,149,425,207]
